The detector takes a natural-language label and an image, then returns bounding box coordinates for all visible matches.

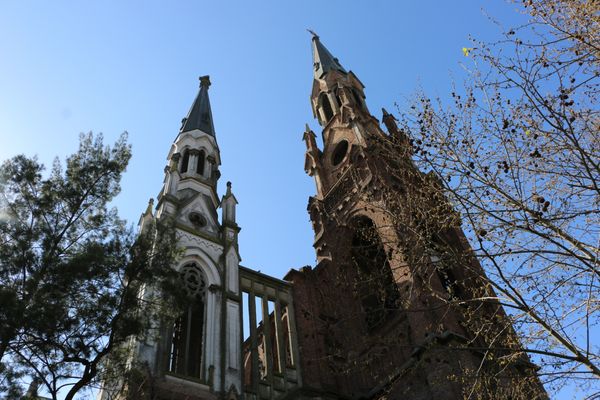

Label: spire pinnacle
[303,123,316,142]
[311,35,347,79]
[307,29,319,39]
[181,75,216,136]
[382,107,397,121]
[199,75,211,88]
[144,198,154,216]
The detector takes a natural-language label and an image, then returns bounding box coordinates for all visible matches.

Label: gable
[177,191,220,237]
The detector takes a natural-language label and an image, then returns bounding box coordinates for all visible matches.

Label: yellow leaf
[525,129,531,136]
[462,47,472,57]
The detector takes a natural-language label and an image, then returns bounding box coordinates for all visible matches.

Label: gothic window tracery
[168,263,207,378]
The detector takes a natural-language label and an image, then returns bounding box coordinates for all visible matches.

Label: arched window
[350,217,400,330]
[168,263,207,378]
[196,150,205,176]
[181,150,190,173]
[320,93,334,122]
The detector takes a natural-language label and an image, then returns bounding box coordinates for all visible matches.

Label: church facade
[99,36,547,400]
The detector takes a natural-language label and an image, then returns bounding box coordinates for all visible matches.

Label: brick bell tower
[284,33,547,400]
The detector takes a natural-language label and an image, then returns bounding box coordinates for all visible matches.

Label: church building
[99,35,547,400]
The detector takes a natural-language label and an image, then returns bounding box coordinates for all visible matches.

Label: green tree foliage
[0,133,181,400]
[392,0,599,396]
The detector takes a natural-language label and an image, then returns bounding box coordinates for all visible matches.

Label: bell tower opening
[197,149,206,176]
[320,93,334,122]
[181,150,190,173]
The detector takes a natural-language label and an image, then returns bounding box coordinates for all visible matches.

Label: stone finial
[303,123,318,151]
[226,181,232,196]
[144,198,154,215]
[382,107,397,121]
[303,123,316,140]
[199,75,211,88]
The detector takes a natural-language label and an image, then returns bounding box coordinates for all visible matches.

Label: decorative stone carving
[178,230,223,257]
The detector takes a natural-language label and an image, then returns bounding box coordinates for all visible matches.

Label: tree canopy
[0,133,181,400]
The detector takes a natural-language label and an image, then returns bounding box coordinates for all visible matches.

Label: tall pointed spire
[181,75,216,136]
[310,32,347,79]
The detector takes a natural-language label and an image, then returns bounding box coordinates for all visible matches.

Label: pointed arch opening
[181,150,190,173]
[197,150,206,176]
[350,216,400,330]
[168,263,207,378]
[320,93,334,123]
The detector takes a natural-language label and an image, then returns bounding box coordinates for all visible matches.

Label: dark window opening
[189,212,207,228]
[351,217,400,330]
[430,250,461,300]
[169,300,204,377]
[181,150,190,173]
[197,150,205,175]
[437,266,459,299]
[332,140,349,166]
[320,93,334,122]
[168,264,207,378]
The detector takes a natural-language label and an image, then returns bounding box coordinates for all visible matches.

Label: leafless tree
[386,0,599,396]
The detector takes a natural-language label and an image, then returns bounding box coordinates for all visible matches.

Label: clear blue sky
[0,0,525,274]
[4,1,574,397]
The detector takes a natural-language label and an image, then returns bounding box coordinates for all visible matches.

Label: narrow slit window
[197,150,205,175]
[181,150,190,173]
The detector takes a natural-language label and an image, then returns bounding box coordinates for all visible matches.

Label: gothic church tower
[108,76,243,400]
[285,34,547,399]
